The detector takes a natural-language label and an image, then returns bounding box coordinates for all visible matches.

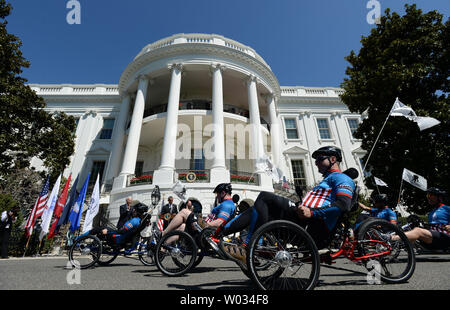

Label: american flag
[157,218,164,231]
[282,176,290,189]
[25,177,50,237]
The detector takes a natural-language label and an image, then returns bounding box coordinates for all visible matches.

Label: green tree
[0,0,76,179]
[341,4,449,214]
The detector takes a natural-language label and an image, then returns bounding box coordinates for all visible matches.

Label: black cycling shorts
[429,230,450,249]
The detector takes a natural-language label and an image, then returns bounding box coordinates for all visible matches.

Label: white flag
[172,181,186,200]
[413,116,441,131]
[374,176,388,187]
[39,174,62,241]
[255,155,283,182]
[82,174,100,233]
[390,98,440,131]
[402,168,427,191]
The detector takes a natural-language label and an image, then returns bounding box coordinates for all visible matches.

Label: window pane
[284,119,298,139]
[190,149,205,170]
[135,161,144,177]
[291,160,306,188]
[99,119,115,139]
[284,119,297,129]
[348,119,359,137]
[286,129,299,139]
[90,161,106,184]
[103,119,115,129]
[317,119,331,139]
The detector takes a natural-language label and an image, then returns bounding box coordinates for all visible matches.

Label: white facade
[29,33,367,224]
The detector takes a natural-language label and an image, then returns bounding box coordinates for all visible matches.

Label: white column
[247,75,273,188]
[114,76,148,189]
[153,63,183,184]
[105,94,131,185]
[267,94,281,168]
[247,75,265,171]
[209,64,230,183]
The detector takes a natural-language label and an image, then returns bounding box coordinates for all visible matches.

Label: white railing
[135,33,268,67]
[280,86,344,98]
[29,85,119,95]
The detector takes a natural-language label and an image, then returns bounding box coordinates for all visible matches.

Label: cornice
[119,42,281,99]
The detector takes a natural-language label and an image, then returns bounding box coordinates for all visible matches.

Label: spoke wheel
[68,235,102,269]
[138,237,156,266]
[357,219,416,283]
[248,220,320,290]
[155,230,198,276]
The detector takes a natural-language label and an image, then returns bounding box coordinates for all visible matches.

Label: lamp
[151,185,161,206]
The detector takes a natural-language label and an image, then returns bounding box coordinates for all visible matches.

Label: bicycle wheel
[68,235,102,269]
[247,220,320,290]
[97,241,119,266]
[155,230,198,276]
[357,219,415,284]
[138,237,156,266]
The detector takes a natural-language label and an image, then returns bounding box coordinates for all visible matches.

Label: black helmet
[213,183,232,194]
[427,187,447,197]
[133,202,149,215]
[312,146,342,162]
[372,193,388,204]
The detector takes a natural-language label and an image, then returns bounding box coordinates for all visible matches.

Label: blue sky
[6,0,450,88]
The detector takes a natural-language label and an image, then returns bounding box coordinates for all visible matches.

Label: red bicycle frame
[326,236,392,263]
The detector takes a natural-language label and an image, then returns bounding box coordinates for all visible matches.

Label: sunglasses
[315,155,329,162]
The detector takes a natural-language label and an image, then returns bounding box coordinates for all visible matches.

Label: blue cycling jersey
[303,169,355,231]
[205,199,236,223]
[112,217,141,244]
[428,204,450,225]
[428,204,450,235]
[370,207,397,223]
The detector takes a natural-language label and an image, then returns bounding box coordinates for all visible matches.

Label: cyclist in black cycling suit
[222,146,356,264]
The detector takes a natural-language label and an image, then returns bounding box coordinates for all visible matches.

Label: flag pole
[23,235,31,257]
[374,177,381,194]
[396,178,404,209]
[362,112,391,173]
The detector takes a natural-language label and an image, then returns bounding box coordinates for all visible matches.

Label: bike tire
[247,220,320,290]
[68,234,102,269]
[138,237,156,266]
[155,230,198,276]
[357,218,416,284]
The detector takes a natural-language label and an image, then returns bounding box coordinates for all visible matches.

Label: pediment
[86,146,111,156]
[283,145,309,155]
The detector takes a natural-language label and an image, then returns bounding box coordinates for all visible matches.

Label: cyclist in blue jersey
[393,187,450,249]
[222,146,355,264]
[162,183,236,237]
[79,203,148,245]
[355,193,397,229]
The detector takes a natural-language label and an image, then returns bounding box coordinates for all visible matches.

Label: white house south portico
[29,33,367,224]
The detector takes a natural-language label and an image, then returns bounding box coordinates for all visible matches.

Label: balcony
[128,171,154,186]
[141,99,269,128]
[176,169,210,183]
[125,169,261,186]
[230,171,258,185]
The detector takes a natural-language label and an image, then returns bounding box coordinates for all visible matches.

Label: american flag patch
[431,224,450,235]
[302,188,332,208]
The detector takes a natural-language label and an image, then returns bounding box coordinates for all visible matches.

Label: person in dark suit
[117,197,133,229]
[0,209,18,258]
[159,196,178,230]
